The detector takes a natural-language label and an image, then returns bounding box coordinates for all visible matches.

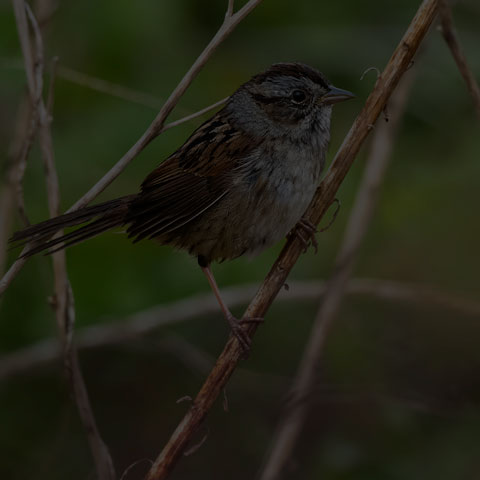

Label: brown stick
[0,96,34,276]
[438,0,480,119]
[0,0,263,298]
[259,66,417,480]
[144,1,439,479]
[12,2,115,479]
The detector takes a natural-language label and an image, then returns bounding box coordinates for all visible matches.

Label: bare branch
[4,0,48,232]
[146,1,439,478]
[259,66,417,480]
[0,256,28,295]
[12,2,115,478]
[1,278,479,382]
[0,186,16,276]
[57,65,165,109]
[12,0,35,95]
[161,97,228,133]
[438,0,480,119]
[46,56,59,114]
[226,0,235,18]
[0,95,35,277]
[11,99,37,228]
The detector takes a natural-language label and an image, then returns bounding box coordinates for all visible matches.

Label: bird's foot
[291,218,318,254]
[225,313,263,353]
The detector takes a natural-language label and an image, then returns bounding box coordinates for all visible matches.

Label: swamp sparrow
[11,63,354,348]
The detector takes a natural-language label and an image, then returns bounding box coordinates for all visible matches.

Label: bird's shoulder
[141,109,261,191]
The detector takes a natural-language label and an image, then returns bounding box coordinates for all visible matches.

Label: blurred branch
[12,2,115,479]
[1,277,479,381]
[159,334,216,377]
[259,66,417,480]
[147,1,439,478]
[9,99,36,228]
[0,0,262,298]
[438,0,480,120]
[0,96,34,277]
[56,66,229,121]
[4,59,229,115]
[226,0,235,19]
[57,65,166,109]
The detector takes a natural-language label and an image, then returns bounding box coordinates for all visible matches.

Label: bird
[10,62,354,349]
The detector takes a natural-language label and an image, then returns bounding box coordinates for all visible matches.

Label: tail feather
[9,195,135,257]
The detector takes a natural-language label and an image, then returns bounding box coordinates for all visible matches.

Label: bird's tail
[9,195,136,257]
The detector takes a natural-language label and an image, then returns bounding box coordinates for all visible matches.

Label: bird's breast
[186,140,327,263]
[228,143,324,258]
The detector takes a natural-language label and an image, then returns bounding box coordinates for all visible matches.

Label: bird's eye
[291,89,307,103]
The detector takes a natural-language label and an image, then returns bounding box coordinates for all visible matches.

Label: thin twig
[12,2,115,479]
[438,0,480,119]
[57,65,165,109]
[0,95,34,275]
[0,0,263,298]
[7,61,189,113]
[0,256,28,296]
[5,0,46,231]
[226,0,235,18]
[0,185,16,277]
[46,56,59,114]
[0,0,59,251]
[259,66,417,480]
[160,97,228,133]
[146,1,439,478]
[1,277,479,382]
[11,98,37,227]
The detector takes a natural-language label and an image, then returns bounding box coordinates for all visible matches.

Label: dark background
[1,0,480,479]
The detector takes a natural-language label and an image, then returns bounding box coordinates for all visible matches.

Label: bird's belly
[242,174,317,257]
[179,148,324,263]
[201,159,320,261]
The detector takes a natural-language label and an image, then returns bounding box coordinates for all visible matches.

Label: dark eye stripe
[251,93,284,105]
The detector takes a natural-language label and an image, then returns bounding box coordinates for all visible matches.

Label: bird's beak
[321,86,355,105]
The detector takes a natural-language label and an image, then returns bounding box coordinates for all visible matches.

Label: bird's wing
[126,110,260,242]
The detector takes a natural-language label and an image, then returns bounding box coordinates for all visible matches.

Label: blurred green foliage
[1,0,480,479]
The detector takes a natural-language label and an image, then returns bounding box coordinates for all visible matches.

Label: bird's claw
[291,218,318,254]
[226,314,263,353]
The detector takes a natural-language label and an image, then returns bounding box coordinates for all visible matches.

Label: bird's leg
[290,217,318,254]
[198,258,262,351]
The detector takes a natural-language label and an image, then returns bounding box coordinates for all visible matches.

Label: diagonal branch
[144,1,439,479]
[438,0,480,120]
[259,64,417,480]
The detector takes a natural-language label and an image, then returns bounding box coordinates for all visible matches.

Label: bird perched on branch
[10,62,354,349]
